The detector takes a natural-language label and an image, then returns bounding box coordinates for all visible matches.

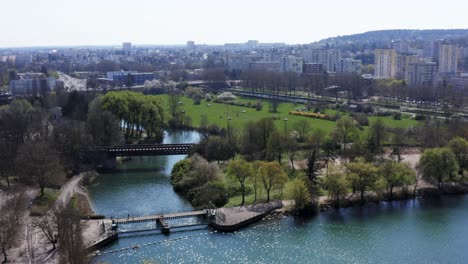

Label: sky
[1,0,468,47]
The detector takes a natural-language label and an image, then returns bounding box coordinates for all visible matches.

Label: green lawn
[158,95,420,135]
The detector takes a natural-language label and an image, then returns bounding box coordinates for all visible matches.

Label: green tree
[258,162,287,202]
[346,158,379,203]
[419,148,459,188]
[227,159,253,206]
[285,178,311,210]
[368,118,387,153]
[379,161,415,200]
[293,119,311,142]
[447,137,468,175]
[336,116,357,153]
[321,163,348,206]
[266,131,285,164]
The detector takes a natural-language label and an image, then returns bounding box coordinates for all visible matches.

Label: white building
[122,42,132,56]
[302,49,341,72]
[374,49,397,79]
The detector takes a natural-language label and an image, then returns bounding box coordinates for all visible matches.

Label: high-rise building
[279,56,303,74]
[374,49,397,79]
[336,58,362,74]
[438,44,458,74]
[186,41,195,51]
[396,53,419,79]
[302,49,341,72]
[405,61,437,87]
[122,42,132,56]
[246,40,259,49]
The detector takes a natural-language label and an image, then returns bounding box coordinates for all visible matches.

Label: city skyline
[2,0,468,48]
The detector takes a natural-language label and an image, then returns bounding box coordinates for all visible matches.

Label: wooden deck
[114,210,207,224]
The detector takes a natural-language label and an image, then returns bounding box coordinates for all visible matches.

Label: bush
[217,92,236,101]
[393,112,401,120]
[351,113,369,126]
[288,111,330,120]
[191,181,227,208]
[415,114,426,121]
[255,100,263,111]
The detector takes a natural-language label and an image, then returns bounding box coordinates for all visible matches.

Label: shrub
[415,114,426,121]
[393,112,401,120]
[351,113,369,126]
[217,92,236,101]
[255,100,263,111]
[288,111,330,120]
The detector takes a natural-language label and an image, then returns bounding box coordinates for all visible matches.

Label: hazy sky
[2,0,468,47]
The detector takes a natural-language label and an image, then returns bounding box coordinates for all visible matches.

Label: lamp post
[283,117,288,135]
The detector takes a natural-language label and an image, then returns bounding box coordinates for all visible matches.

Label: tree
[16,142,65,197]
[87,110,123,146]
[368,118,387,153]
[266,131,284,164]
[447,137,468,175]
[390,127,406,162]
[258,162,287,202]
[204,136,235,163]
[286,178,311,210]
[284,136,298,173]
[293,119,311,142]
[379,161,415,200]
[227,159,253,206]
[32,213,58,250]
[249,161,262,204]
[56,203,89,264]
[0,195,21,263]
[335,116,357,153]
[419,148,459,189]
[321,163,349,207]
[346,158,379,203]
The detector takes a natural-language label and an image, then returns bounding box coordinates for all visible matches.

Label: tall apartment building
[279,56,303,74]
[122,42,132,56]
[302,49,341,72]
[396,53,419,79]
[438,44,458,74]
[374,49,397,79]
[336,58,362,74]
[10,77,63,95]
[186,41,195,51]
[405,61,437,87]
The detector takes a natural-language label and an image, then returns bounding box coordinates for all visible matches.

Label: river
[89,130,468,264]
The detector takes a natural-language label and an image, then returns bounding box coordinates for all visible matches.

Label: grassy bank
[30,188,60,216]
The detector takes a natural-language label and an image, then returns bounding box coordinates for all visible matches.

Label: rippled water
[89,131,468,264]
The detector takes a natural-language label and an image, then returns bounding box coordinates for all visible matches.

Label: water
[88,130,201,218]
[89,130,468,264]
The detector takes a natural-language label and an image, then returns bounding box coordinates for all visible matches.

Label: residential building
[10,77,63,95]
[279,56,303,74]
[106,70,155,86]
[374,49,397,79]
[122,42,132,56]
[303,63,323,74]
[246,40,259,49]
[396,53,419,79]
[336,58,362,74]
[405,61,437,87]
[186,41,195,51]
[302,49,341,72]
[438,44,458,74]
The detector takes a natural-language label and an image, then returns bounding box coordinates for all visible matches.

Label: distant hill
[314,29,468,48]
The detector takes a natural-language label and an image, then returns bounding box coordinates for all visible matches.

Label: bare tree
[0,196,20,264]
[56,204,89,264]
[32,213,58,250]
[15,141,65,197]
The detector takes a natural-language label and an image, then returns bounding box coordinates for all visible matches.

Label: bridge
[92,143,194,169]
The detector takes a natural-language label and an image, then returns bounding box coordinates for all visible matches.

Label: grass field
[158,95,419,134]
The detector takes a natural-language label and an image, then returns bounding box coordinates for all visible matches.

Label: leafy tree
[266,131,284,164]
[284,136,298,173]
[286,178,311,210]
[368,118,387,153]
[227,159,253,206]
[390,127,406,162]
[346,158,379,203]
[204,136,235,163]
[447,137,468,175]
[379,161,415,200]
[293,119,311,142]
[258,162,287,202]
[336,116,358,153]
[419,148,459,188]
[321,163,349,206]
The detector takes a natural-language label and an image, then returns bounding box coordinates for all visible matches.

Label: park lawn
[30,188,60,216]
[158,95,421,136]
[159,94,337,134]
